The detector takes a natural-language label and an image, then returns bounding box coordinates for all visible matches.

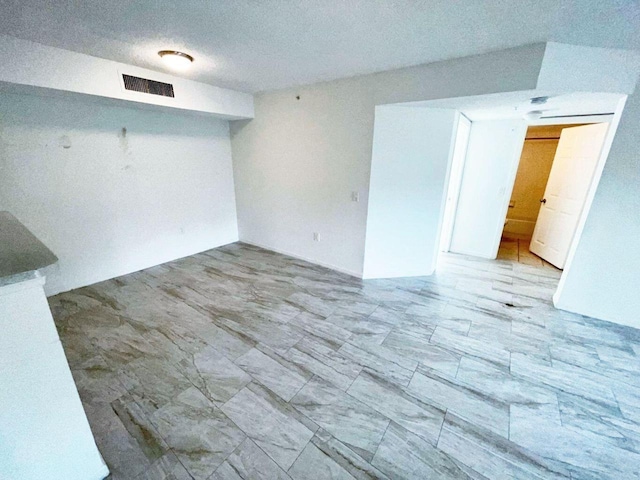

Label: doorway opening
[432,91,627,303]
[362,88,628,311]
[498,122,609,272]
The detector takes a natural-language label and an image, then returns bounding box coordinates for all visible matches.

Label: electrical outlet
[351,191,360,202]
[313,232,320,242]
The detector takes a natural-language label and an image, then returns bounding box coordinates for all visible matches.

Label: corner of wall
[537,42,640,94]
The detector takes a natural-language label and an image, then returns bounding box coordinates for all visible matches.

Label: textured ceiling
[0,0,638,93]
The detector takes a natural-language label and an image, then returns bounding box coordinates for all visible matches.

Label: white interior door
[530,123,609,269]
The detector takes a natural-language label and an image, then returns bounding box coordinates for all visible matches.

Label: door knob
[540,198,547,204]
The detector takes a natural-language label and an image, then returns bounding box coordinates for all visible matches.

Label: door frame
[554,96,628,304]
[494,102,626,265]
[439,113,471,253]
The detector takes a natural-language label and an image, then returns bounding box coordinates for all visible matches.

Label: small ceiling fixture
[530,96,550,105]
[524,110,544,121]
[158,50,194,70]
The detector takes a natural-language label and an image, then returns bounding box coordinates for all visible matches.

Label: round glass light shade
[158,50,194,70]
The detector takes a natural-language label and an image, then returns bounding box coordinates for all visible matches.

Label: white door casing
[530,123,609,269]
[439,114,471,253]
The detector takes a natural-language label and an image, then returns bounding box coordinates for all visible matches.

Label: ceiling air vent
[122,74,174,98]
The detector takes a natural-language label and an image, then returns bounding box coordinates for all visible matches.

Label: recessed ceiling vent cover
[122,74,174,97]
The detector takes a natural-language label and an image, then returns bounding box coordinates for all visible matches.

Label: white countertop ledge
[0,211,58,285]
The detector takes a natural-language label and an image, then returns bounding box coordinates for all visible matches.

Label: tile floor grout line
[172,446,197,480]
[370,417,393,461]
[435,408,448,447]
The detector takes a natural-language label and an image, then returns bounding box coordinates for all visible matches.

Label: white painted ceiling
[1,1,638,93]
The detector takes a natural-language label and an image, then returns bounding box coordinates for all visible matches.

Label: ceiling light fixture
[158,50,194,70]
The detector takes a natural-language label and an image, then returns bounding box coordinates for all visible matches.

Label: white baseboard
[46,237,240,297]
[239,240,363,279]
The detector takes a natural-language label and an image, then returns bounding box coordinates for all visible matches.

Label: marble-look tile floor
[49,243,640,480]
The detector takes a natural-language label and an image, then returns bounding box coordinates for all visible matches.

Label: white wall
[0,34,254,119]
[362,107,458,278]
[449,119,527,258]
[554,93,640,328]
[230,44,545,276]
[0,92,239,295]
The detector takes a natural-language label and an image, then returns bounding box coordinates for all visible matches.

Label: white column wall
[362,107,458,278]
